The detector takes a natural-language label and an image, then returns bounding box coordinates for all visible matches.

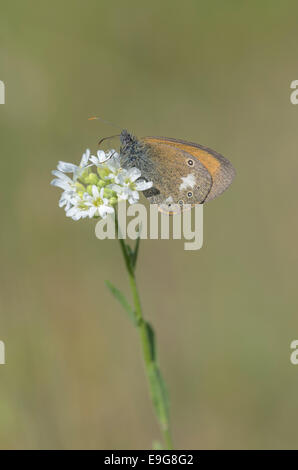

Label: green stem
[116,218,173,450]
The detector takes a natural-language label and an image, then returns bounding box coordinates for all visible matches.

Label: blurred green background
[1,0,298,449]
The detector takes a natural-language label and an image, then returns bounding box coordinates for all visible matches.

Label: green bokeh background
[1,0,298,449]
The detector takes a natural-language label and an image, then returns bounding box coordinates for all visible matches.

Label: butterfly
[116,129,235,214]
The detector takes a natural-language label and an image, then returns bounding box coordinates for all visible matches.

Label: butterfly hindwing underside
[120,130,235,213]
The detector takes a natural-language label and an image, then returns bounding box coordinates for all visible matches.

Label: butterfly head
[120,129,138,147]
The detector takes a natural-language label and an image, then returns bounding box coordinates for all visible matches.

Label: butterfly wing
[136,139,213,211]
[142,136,235,203]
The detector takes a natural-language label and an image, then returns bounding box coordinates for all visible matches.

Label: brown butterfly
[117,130,235,214]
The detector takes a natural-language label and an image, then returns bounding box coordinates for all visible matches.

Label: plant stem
[116,220,173,450]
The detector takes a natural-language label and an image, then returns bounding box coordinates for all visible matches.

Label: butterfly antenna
[88,116,122,130]
[88,117,122,146]
[97,134,121,146]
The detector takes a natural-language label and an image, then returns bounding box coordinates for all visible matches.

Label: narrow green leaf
[125,244,134,267]
[123,234,141,272]
[147,362,170,429]
[132,235,140,269]
[118,238,133,275]
[105,280,137,325]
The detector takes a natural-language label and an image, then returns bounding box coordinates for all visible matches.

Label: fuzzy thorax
[120,130,154,175]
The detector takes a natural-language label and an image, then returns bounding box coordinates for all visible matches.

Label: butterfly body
[120,129,235,212]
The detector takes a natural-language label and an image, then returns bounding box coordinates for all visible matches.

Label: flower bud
[87,185,93,195]
[86,173,99,185]
[78,169,90,184]
[109,197,118,206]
[75,182,85,192]
[97,167,110,179]
[103,188,116,198]
[97,179,106,188]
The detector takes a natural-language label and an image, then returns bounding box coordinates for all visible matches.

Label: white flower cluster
[51,149,153,221]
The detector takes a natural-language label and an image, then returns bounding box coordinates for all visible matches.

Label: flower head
[51,148,153,221]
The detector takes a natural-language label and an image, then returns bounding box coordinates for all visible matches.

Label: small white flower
[66,205,88,221]
[90,149,118,166]
[57,149,91,179]
[80,149,91,167]
[59,191,73,211]
[84,185,114,219]
[91,150,121,182]
[111,167,153,204]
[111,185,139,204]
[51,170,76,191]
[135,178,153,191]
[114,167,140,184]
[104,151,121,178]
